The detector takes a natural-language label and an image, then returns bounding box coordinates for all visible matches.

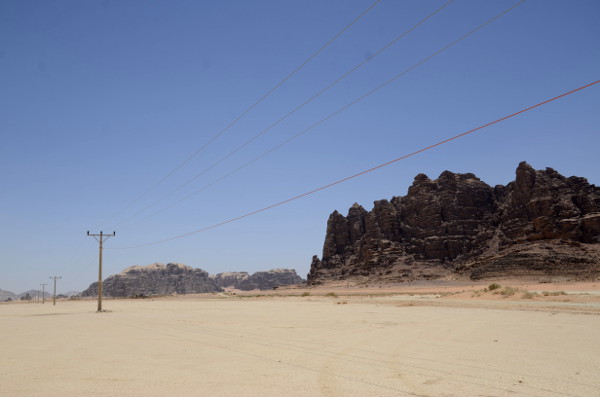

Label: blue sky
[1,0,599,294]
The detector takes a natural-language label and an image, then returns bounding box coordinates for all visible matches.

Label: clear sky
[1,0,599,294]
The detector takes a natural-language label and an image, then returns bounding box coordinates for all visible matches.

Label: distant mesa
[211,269,304,291]
[80,263,219,297]
[1,288,18,302]
[308,162,600,284]
[0,288,53,302]
[80,263,304,297]
[18,289,52,300]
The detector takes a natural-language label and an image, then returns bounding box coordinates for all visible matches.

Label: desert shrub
[542,291,568,296]
[500,287,518,297]
[301,291,311,297]
[488,283,501,291]
[521,291,537,299]
[325,292,338,298]
[440,291,459,297]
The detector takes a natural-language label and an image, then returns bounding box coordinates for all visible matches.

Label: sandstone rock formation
[80,263,222,297]
[80,264,305,297]
[210,269,304,290]
[308,162,600,283]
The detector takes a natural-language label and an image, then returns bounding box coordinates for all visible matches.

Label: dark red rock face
[308,162,600,283]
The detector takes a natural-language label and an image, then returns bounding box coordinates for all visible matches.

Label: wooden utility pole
[49,276,61,306]
[87,231,115,312]
[40,283,47,304]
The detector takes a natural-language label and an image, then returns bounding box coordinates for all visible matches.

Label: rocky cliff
[80,264,305,297]
[210,269,304,290]
[308,162,600,283]
[80,263,222,297]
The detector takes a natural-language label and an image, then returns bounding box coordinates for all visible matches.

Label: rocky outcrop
[211,269,305,290]
[308,162,600,283]
[80,264,305,297]
[1,288,17,302]
[80,263,222,297]
[211,272,250,289]
[18,290,51,300]
[1,289,53,302]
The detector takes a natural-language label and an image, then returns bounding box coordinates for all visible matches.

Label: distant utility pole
[40,283,47,304]
[87,231,115,312]
[49,276,61,306]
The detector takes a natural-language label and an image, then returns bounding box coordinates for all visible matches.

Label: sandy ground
[1,281,600,397]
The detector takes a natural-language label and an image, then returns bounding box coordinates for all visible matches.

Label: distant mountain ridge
[211,269,304,290]
[1,288,17,301]
[308,162,600,284]
[1,288,53,301]
[80,263,304,297]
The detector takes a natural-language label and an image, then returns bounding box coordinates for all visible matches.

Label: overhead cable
[97,0,382,228]
[109,78,600,249]
[111,0,456,228]
[116,0,523,229]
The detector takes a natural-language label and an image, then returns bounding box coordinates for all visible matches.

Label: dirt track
[2,284,599,396]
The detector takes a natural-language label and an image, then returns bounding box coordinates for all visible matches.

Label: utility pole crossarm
[87,231,116,237]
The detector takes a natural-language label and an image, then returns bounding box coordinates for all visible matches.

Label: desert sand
[1,281,600,397]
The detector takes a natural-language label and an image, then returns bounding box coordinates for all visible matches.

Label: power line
[97,0,381,228]
[87,231,115,312]
[49,276,61,306]
[40,283,47,304]
[111,0,455,229]
[109,78,600,250]
[116,0,522,230]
